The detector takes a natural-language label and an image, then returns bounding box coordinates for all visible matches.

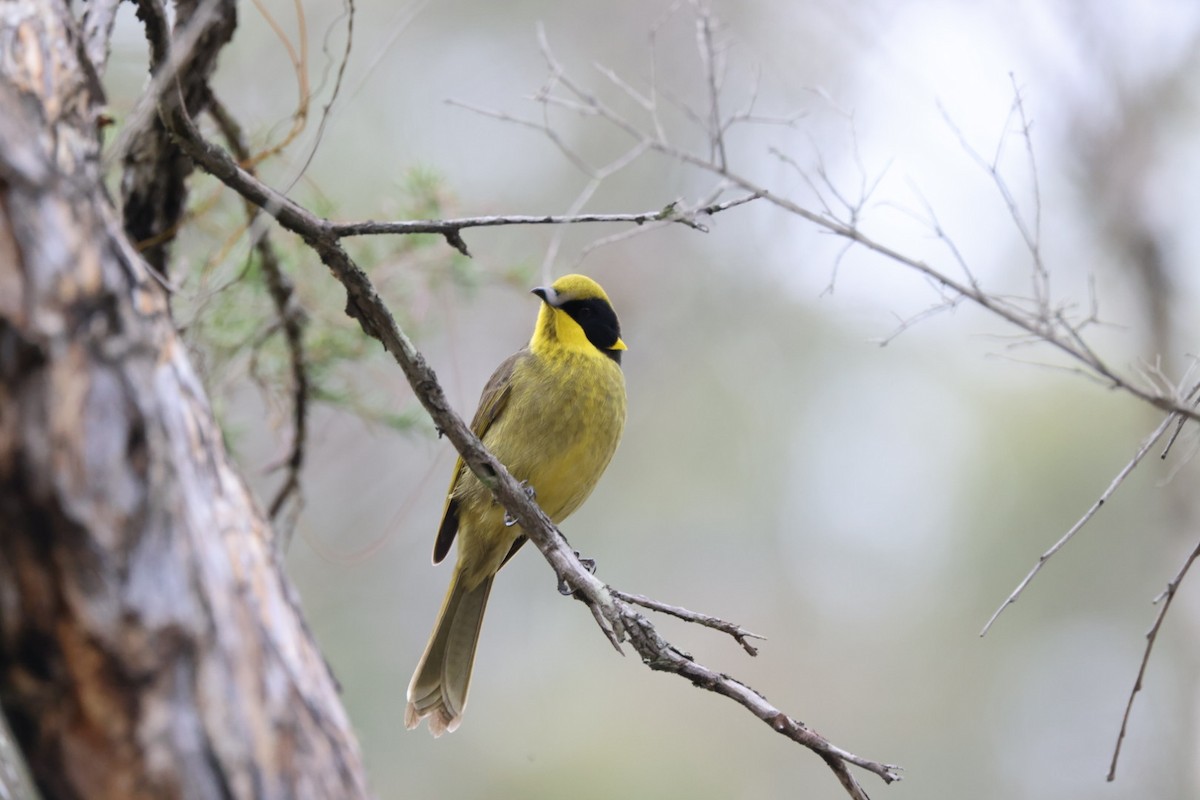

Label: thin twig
[1160,375,1200,458]
[282,0,355,192]
[897,178,979,290]
[874,298,963,348]
[344,0,429,105]
[479,25,1200,427]
[1007,74,1048,309]
[206,93,311,537]
[539,140,651,280]
[1108,537,1200,780]
[329,203,750,239]
[569,185,751,270]
[616,607,900,797]
[610,588,766,656]
[694,3,727,171]
[980,412,1178,636]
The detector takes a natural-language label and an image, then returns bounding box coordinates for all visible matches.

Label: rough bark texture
[0,3,368,798]
[120,0,237,276]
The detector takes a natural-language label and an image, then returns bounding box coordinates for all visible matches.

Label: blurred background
[107,0,1200,797]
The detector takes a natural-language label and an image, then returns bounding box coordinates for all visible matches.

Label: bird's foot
[503,482,537,527]
[557,550,598,596]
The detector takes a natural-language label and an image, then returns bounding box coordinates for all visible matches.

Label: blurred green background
[107,0,1200,797]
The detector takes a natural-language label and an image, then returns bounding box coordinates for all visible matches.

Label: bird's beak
[610,338,627,351]
[531,286,557,306]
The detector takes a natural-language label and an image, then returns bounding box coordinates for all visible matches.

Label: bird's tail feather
[405,570,493,736]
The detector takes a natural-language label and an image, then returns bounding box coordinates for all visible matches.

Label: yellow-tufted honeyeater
[405,274,627,736]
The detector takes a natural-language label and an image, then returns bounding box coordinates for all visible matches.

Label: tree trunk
[0,708,39,800]
[0,3,369,798]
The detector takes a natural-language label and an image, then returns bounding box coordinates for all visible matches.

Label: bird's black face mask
[559,298,623,363]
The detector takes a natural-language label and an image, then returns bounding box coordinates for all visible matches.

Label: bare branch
[610,588,766,656]
[449,38,1200,780]
[616,607,901,794]
[1160,415,1189,459]
[450,32,1200,780]
[330,202,748,239]
[282,0,356,192]
[540,140,651,279]
[693,2,728,170]
[205,92,311,536]
[897,178,980,291]
[980,412,1178,636]
[467,9,1200,443]
[476,29,1200,425]
[160,77,896,797]
[983,353,1129,389]
[1160,371,1200,458]
[1108,537,1200,780]
[571,187,757,270]
[1008,74,1048,308]
[344,1,430,105]
[593,62,655,111]
[874,298,963,347]
[938,100,1043,283]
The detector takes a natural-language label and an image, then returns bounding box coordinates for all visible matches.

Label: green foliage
[175,166,484,450]
[402,167,447,220]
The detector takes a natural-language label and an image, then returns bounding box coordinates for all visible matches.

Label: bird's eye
[576,306,592,317]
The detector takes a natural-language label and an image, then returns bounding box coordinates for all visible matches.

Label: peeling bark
[0,3,368,798]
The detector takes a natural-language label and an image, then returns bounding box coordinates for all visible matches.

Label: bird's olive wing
[431,350,525,563]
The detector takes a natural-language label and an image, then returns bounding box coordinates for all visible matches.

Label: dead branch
[610,589,766,656]
[1108,537,1200,780]
[980,412,1179,636]
[483,20,1200,428]
[442,10,1200,785]
[151,26,898,798]
[206,92,311,536]
[329,198,756,245]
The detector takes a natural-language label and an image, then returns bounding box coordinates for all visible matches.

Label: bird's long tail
[405,569,494,736]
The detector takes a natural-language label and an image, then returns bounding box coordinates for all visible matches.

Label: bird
[405,273,628,737]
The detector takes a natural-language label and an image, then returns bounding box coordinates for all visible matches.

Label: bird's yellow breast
[452,347,626,586]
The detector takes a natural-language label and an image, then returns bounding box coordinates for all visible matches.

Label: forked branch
[484,15,1200,428]
[462,7,1200,781]
[142,11,897,796]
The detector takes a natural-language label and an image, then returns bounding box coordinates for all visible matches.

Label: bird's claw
[503,481,537,527]
[557,551,597,596]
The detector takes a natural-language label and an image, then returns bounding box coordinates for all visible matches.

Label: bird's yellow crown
[546,274,614,303]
